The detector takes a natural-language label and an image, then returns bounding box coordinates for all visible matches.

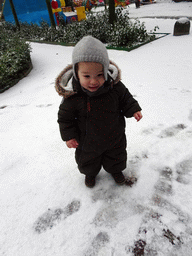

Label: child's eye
[84,75,90,78]
[98,74,103,77]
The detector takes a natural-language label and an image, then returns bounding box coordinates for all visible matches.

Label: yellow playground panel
[76,6,86,21]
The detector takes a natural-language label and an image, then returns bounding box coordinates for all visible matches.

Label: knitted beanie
[72,36,109,81]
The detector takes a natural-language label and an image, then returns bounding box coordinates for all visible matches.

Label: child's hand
[66,139,79,148]
[133,111,143,122]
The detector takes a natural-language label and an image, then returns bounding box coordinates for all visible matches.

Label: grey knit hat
[72,36,109,81]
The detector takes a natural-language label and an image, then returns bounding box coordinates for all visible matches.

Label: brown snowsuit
[55,61,142,176]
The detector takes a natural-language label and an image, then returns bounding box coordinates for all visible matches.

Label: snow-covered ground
[1,1,192,255]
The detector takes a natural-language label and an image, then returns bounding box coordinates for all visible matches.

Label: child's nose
[90,78,98,85]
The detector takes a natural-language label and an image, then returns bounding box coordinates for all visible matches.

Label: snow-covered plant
[0,8,156,52]
[61,8,155,46]
[0,30,31,91]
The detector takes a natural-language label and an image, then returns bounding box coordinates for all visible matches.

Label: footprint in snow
[34,200,80,233]
[152,194,190,225]
[84,231,110,256]
[127,161,192,255]
[126,208,185,256]
[91,187,118,203]
[36,104,52,108]
[91,187,123,228]
[176,158,192,184]
[0,105,7,109]
[189,110,192,121]
[155,167,173,196]
[93,205,119,228]
[158,124,186,138]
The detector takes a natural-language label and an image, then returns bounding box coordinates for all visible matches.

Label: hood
[55,60,121,98]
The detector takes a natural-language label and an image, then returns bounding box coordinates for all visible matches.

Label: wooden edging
[106,33,170,51]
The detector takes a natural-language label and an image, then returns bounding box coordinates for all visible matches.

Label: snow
[175,17,190,24]
[1,1,192,255]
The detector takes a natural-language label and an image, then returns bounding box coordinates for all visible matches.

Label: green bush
[0,7,156,46]
[55,8,156,46]
[0,29,32,92]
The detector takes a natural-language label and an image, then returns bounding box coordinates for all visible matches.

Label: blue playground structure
[2,0,87,26]
[3,0,52,25]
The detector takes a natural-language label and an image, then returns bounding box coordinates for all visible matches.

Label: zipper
[80,97,90,152]
[87,98,91,112]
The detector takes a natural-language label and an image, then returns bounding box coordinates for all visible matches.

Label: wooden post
[9,0,20,30]
[45,0,56,28]
[109,0,116,25]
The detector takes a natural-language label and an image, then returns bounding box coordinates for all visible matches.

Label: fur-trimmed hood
[55,61,121,98]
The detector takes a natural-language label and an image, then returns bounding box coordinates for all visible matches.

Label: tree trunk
[109,0,116,25]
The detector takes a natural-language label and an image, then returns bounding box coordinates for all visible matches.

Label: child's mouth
[89,86,99,91]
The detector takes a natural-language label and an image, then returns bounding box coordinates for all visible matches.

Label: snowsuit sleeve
[116,81,142,118]
[57,97,78,142]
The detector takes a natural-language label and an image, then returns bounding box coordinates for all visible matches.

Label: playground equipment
[114,0,130,7]
[76,6,86,21]
[2,0,86,26]
[61,1,85,24]
[73,0,99,11]
[51,0,63,25]
[3,0,51,25]
[62,7,78,24]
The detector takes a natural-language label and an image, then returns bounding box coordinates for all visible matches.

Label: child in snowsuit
[55,36,142,188]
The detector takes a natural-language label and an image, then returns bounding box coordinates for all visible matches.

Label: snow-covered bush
[61,8,155,46]
[1,7,155,47]
[0,28,31,92]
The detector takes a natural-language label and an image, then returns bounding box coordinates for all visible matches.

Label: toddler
[55,36,142,188]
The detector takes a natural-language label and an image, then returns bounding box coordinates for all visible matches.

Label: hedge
[0,31,32,92]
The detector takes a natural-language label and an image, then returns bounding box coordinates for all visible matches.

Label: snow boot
[111,172,126,185]
[85,175,96,188]
[125,176,137,187]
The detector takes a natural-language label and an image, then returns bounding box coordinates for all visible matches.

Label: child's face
[77,62,105,92]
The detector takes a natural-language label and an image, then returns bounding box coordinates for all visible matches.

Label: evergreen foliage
[0,28,31,92]
[1,7,156,46]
